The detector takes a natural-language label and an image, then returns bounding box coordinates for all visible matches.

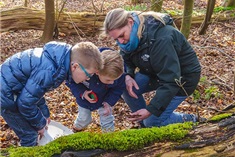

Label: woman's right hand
[125,75,139,99]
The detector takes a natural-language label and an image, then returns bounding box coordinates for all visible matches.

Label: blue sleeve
[66,80,88,100]
[17,70,54,131]
[37,97,50,118]
[103,74,126,106]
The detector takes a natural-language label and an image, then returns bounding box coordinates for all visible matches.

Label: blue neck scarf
[117,12,140,54]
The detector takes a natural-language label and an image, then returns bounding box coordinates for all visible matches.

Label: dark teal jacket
[121,15,201,117]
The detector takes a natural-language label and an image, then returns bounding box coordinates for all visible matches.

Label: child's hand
[83,90,97,103]
[38,118,50,139]
[102,102,112,116]
[45,118,51,130]
[38,127,45,140]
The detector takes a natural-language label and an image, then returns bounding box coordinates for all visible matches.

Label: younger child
[66,49,125,132]
[0,41,103,146]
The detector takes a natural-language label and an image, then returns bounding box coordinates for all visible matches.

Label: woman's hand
[128,109,151,122]
[125,75,139,99]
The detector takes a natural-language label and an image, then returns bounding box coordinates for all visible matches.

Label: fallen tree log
[1,7,106,36]
[1,7,235,36]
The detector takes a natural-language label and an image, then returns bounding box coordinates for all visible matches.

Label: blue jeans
[1,109,38,146]
[74,106,114,132]
[122,72,196,127]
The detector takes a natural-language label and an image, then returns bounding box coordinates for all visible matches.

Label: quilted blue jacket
[0,41,72,131]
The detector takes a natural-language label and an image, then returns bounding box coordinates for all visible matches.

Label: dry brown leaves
[0,0,234,149]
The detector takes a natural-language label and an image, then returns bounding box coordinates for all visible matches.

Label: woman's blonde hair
[104,8,165,39]
[99,50,124,79]
[71,42,103,71]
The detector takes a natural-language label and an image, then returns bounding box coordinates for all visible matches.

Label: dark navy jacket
[66,74,125,110]
[0,41,72,131]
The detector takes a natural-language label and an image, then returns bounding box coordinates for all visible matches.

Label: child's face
[97,74,120,85]
[71,63,96,83]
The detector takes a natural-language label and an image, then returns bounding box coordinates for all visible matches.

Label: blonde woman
[104,8,203,128]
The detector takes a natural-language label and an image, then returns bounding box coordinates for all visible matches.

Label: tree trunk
[234,68,235,93]
[1,7,234,36]
[151,0,163,12]
[223,0,235,7]
[131,0,143,5]
[198,0,216,35]
[41,0,55,43]
[180,0,194,39]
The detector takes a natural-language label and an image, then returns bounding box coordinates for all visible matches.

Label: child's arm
[17,70,54,131]
[37,97,50,119]
[65,80,89,101]
[66,80,98,103]
[103,74,126,106]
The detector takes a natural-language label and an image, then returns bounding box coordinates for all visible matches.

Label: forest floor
[0,0,234,153]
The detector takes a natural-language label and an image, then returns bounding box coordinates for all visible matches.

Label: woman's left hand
[128,109,151,122]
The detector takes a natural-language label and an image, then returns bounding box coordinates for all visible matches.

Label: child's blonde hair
[99,50,124,79]
[71,42,103,71]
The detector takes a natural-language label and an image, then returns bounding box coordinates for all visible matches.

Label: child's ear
[95,71,100,76]
[71,62,79,71]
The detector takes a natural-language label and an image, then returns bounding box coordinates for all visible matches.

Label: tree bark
[1,7,234,36]
[180,0,194,39]
[223,0,235,7]
[198,0,216,35]
[151,0,163,12]
[41,0,55,43]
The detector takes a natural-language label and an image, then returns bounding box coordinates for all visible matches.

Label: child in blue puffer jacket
[66,49,125,132]
[0,41,103,146]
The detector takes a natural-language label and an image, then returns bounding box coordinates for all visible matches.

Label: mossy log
[1,7,235,36]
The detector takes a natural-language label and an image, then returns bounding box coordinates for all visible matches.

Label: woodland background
[0,0,234,155]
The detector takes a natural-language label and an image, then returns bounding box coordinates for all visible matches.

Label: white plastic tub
[38,120,73,146]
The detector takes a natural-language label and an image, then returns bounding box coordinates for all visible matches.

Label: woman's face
[108,18,133,44]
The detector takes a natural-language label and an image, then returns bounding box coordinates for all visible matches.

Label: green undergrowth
[209,113,233,122]
[1,122,194,157]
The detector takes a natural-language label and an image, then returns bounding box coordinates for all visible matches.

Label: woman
[103,8,202,127]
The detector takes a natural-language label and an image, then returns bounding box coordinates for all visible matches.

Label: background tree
[131,0,142,5]
[24,0,28,7]
[198,0,216,35]
[151,0,163,12]
[180,0,194,39]
[223,0,235,6]
[41,0,55,43]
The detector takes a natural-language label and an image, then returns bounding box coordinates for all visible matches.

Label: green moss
[214,6,235,13]
[3,122,194,157]
[209,113,233,121]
